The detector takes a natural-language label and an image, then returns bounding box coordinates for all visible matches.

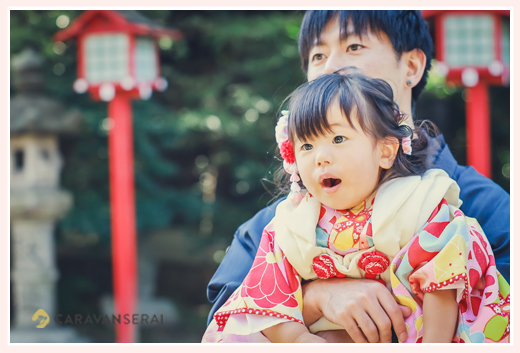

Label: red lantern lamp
[54,11,182,343]
[423,10,510,178]
[54,10,182,102]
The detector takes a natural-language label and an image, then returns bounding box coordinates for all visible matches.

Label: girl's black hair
[270,68,438,200]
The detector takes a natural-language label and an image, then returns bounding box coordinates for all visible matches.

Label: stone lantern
[10,48,83,342]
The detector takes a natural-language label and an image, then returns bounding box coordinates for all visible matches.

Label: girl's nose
[316,148,332,166]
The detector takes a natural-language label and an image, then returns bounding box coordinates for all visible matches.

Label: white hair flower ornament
[275,110,303,203]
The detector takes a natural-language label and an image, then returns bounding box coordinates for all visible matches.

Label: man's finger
[343,305,379,343]
[339,313,369,343]
[356,314,380,343]
[400,305,412,318]
[364,303,393,343]
[346,323,369,343]
[377,291,408,342]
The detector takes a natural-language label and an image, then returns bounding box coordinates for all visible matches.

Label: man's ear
[404,49,427,88]
[379,137,399,170]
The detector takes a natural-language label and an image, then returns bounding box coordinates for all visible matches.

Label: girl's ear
[379,137,399,169]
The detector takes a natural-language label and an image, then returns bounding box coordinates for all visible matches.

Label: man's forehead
[312,19,378,46]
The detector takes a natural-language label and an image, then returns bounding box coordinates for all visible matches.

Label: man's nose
[324,51,347,74]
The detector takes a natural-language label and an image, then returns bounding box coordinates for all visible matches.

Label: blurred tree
[10,9,306,247]
[151,10,307,246]
[11,10,306,341]
[10,9,509,248]
[10,10,509,342]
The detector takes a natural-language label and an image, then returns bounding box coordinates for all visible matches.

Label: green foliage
[153,10,307,241]
[10,10,305,246]
[424,60,459,99]
[10,10,509,248]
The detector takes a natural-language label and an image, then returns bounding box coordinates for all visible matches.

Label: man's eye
[347,44,362,52]
[302,144,313,151]
[333,136,347,144]
[311,53,325,62]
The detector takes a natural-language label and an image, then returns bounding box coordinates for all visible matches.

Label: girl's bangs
[288,80,336,142]
[288,75,358,142]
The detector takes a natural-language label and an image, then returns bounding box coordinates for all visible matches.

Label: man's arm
[434,135,510,282]
[206,198,282,325]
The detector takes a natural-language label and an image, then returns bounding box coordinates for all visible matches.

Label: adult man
[207,10,510,343]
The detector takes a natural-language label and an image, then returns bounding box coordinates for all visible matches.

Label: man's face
[306,17,409,111]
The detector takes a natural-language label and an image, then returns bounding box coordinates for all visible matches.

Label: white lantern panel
[444,15,494,67]
[502,18,510,66]
[85,33,129,84]
[135,37,158,82]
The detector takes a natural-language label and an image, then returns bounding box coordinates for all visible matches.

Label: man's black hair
[298,10,433,104]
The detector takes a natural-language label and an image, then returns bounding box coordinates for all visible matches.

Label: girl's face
[294,100,395,210]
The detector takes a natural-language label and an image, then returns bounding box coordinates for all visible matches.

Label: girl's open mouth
[322,178,341,188]
[321,177,342,193]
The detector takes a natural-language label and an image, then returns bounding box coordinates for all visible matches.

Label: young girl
[202,71,510,343]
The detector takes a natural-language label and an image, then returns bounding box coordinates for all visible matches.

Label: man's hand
[302,278,412,343]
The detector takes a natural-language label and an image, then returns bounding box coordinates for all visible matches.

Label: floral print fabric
[202,198,509,343]
[390,198,509,342]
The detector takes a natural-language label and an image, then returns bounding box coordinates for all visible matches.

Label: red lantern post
[54,10,182,342]
[466,83,491,177]
[107,93,137,342]
[423,10,510,178]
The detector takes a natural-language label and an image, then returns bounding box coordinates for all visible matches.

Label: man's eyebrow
[312,29,359,47]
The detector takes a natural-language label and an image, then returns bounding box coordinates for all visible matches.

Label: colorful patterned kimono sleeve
[202,221,304,343]
[389,199,510,343]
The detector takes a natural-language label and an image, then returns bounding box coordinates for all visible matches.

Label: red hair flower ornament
[280,140,295,165]
[275,111,302,203]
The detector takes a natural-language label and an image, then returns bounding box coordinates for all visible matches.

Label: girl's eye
[347,44,362,52]
[302,143,313,151]
[333,136,347,144]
